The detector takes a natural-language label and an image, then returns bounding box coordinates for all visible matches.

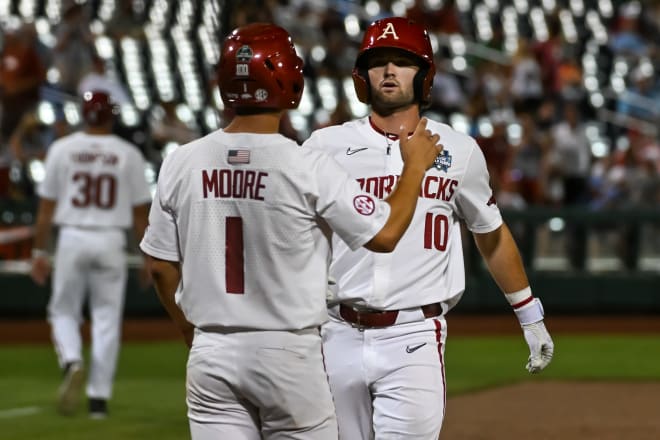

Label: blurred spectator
[406,0,462,34]
[616,63,660,129]
[52,1,95,95]
[103,0,145,40]
[77,52,132,105]
[509,38,543,114]
[549,101,592,205]
[430,58,467,119]
[609,2,649,58]
[6,108,71,199]
[532,14,564,98]
[476,113,515,194]
[511,113,551,205]
[556,47,584,102]
[0,23,46,142]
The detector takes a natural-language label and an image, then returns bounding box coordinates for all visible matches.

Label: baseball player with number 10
[303,17,555,439]
[139,23,443,439]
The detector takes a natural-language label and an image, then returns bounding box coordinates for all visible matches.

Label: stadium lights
[344,14,360,37]
[343,77,368,118]
[203,106,221,132]
[288,110,311,139]
[456,0,471,13]
[598,0,613,18]
[541,0,556,13]
[513,0,528,14]
[365,0,381,17]
[18,0,38,20]
[316,76,338,112]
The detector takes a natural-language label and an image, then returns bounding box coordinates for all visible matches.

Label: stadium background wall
[1,205,659,318]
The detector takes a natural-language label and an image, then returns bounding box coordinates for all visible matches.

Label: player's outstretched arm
[365,118,443,252]
[30,198,56,286]
[147,256,194,348]
[473,224,554,373]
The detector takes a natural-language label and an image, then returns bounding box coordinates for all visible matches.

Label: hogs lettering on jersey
[202,169,268,200]
[357,174,458,201]
[71,152,119,165]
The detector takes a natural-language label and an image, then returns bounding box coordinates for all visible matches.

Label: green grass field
[1,334,659,439]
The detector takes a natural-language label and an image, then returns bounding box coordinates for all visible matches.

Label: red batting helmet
[353,17,435,107]
[218,23,304,110]
[81,90,117,125]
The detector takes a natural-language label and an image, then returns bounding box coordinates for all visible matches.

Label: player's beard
[370,83,417,116]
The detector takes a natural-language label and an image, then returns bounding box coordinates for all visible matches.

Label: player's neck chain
[368,117,401,156]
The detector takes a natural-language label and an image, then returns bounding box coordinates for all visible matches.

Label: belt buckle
[353,311,367,331]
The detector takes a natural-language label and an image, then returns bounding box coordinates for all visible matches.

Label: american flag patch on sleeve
[228,149,250,164]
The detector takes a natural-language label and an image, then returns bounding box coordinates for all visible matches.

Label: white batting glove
[521,320,554,373]
[510,295,554,373]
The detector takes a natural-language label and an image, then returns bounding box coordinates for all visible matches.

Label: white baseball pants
[186,327,338,440]
[48,226,127,400]
[321,315,447,440]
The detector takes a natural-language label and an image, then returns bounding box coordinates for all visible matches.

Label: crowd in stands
[1,0,659,215]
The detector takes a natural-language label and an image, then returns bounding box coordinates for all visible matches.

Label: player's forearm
[132,203,150,244]
[474,223,529,294]
[366,164,426,252]
[32,199,56,252]
[147,256,194,347]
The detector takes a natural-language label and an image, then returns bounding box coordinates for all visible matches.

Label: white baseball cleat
[57,362,84,416]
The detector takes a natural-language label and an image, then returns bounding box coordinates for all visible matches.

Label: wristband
[514,298,545,325]
[32,248,48,259]
[505,286,533,308]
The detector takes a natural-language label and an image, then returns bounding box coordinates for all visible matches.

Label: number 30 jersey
[303,117,503,311]
[139,130,391,331]
[38,132,152,228]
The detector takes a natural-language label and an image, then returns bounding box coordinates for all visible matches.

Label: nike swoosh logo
[346,147,368,155]
[405,343,427,353]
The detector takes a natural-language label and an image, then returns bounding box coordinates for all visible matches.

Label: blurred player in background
[31,90,151,418]
[139,23,442,440]
[303,17,555,439]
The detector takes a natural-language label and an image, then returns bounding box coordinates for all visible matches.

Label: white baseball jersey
[304,116,503,310]
[38,132,151,228]
[139,130,391,331]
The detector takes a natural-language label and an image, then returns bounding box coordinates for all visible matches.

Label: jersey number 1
[424,213,448,251]
[226,217,244,294]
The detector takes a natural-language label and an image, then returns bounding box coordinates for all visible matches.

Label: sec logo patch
[353,195,375,215]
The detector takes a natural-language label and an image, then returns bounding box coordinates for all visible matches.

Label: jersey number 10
[424,213,448,251]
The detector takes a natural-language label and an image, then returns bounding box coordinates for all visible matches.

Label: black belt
[339,303,443,328]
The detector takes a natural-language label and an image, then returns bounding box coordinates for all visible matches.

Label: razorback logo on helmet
[353,195,376,215]
[377,22,400,41]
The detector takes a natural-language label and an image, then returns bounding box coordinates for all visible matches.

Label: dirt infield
[442,381,660,439]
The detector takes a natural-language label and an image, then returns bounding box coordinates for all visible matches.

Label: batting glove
[521,320,554,373]
[509,294,554,373]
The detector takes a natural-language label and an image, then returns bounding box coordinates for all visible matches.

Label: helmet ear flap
[351,67,371,103]
[414,66,433,108]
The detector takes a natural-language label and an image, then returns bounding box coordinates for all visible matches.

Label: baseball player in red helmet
[31,90,152,418]
[303,16,555,439]
[139,23,443,439]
